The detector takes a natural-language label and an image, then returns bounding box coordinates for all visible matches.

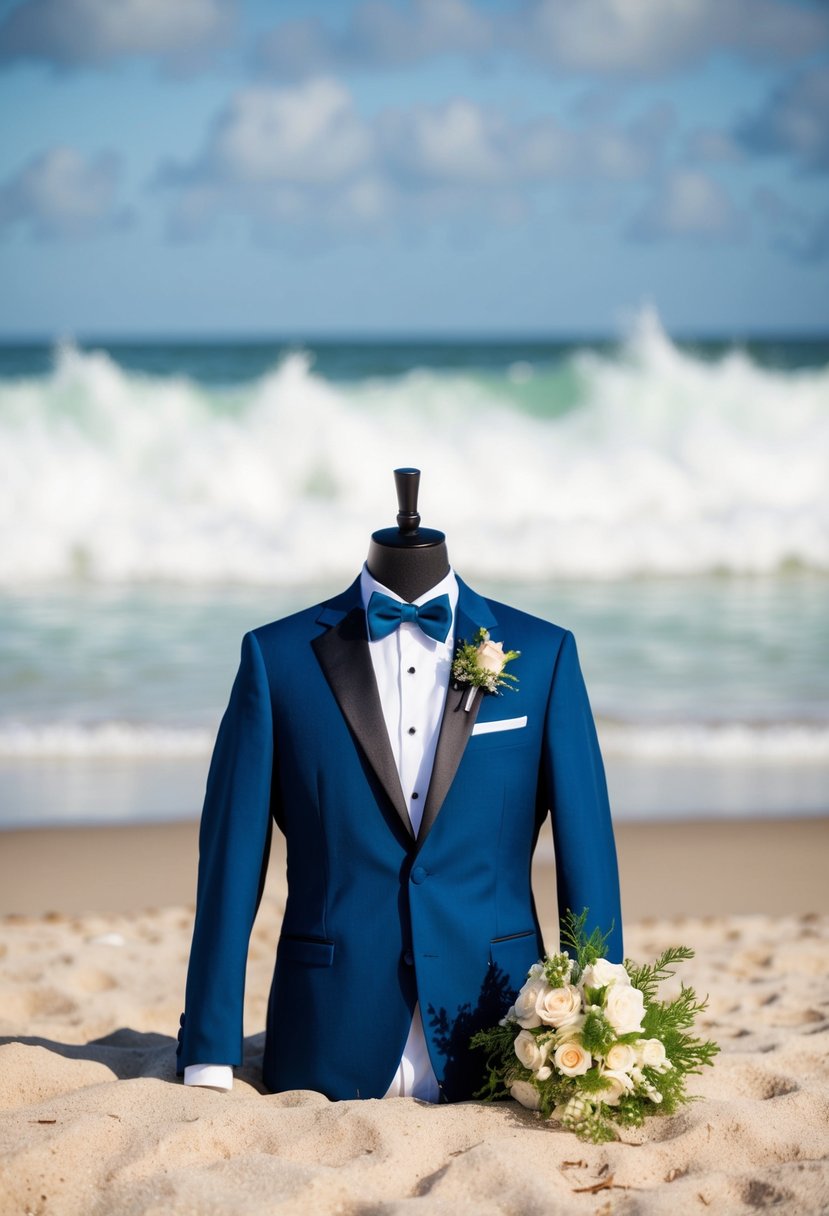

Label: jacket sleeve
[542,629,624,964]
[176,629,275,1074]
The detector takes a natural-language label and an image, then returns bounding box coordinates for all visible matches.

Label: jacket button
[403,949,414,966]
[410,866,427,884]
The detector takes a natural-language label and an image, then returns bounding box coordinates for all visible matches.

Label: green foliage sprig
[452,627,520,695]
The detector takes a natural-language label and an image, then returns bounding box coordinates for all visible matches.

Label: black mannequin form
[365,468,450,602]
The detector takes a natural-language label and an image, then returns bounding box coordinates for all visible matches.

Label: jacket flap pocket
[278,934,335,966]
[489,928,539,989]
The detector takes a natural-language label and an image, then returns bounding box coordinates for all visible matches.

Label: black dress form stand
[366,468,450,602]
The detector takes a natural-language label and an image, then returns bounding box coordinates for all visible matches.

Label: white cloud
[377,97,671,185]
[752,185,829,263]
[0,0,236,70]
[255,0,829,80]
[205,79,373,186]
[517,0,829,75]
[154,78,676,240]
[627,167,743,241]
[257,0,493,78]
[377,99,509,184]
[683,126,746,164]
[155,79,389,241]
[0,144,131,239]
[736,63,829,174]
[511,0,707,75]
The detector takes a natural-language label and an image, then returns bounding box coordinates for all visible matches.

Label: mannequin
[366,468,450,601]
[176,467,623,1102]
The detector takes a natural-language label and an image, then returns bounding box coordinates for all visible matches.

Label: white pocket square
[471,715,528,736]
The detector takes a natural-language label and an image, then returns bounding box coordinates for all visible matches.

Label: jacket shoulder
[479,592,570,647]
[249,601,324,647]
[246,576,361,654]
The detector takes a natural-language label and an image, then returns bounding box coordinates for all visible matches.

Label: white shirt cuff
[184,1064,233,1090]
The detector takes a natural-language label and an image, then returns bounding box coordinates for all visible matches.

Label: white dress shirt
[185,562,458,1099]
[362,561,458,1102]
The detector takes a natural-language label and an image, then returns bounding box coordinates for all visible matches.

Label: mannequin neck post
[365,537,450,603]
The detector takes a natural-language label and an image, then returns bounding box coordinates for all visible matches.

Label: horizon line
[1,326,828,345]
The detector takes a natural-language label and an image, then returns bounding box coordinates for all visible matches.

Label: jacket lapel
[311,579,414,844]
[415,577,497,852]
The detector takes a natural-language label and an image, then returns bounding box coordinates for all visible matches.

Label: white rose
[554,1014,586,1043]
[605,984,645,1035]
[552,1039,592,1078]
[579,959,631,992]
[513,978,546,1028]
[514,1029,550,1072]
[477,639,506,674]
[527,962,546,981]
[510,1079,542,1110]
[535,1065,552,1081]
[535,983,582,1028]
[597,1067,635,1107]
[498,1005,517,1026]
[604,1042,637,1073]
[638,1037,670,1071]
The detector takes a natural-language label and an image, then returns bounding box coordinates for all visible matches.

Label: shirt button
[407,666,416,674]
[411,792,419,800]
[408,726,416,735]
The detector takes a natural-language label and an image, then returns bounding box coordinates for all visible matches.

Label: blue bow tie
[366,590,452,644]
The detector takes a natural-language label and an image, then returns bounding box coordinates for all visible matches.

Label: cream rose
[509,1079,542,1110]
[535,983,582,1028]
[637,1037,670,1070]
[514,1029,550,1072]
[536,1065,552,1081]
[605,984,645,1035]
[553,1039,592,1077]
[580,959,631,992]
[605,1042,637,1073]
[597,1067,635,1107]
[513,978,546,1028]
[476,639,506,674]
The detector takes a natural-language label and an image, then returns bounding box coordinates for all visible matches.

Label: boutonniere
[452,627,521,711]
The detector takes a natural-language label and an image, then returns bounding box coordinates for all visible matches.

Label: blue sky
[1,0,828,338]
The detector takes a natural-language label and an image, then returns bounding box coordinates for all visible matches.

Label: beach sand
[1,818,828,1214]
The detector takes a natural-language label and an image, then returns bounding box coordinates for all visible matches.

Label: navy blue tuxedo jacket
[176,574,623,1103]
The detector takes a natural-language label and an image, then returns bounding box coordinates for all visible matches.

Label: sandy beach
[1,816,828,1214]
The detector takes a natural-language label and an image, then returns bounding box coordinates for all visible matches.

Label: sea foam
[1,305,827,584]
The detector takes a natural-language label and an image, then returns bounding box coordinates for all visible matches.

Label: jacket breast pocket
[277,934,335,966]
[468,720,531,752]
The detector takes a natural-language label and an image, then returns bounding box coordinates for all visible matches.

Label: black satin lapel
[415,589,497,851]
[415,681,484,850]
[311,607,415,843]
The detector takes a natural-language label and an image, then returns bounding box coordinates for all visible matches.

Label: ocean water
[1,304,827,831]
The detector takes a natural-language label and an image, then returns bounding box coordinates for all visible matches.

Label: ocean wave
[1,303,827,583]
[0,722,212,759]
[598,720,829,763]
[1,717,826,763]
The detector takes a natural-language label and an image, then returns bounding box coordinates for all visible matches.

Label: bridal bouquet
[470,908,720,1143]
